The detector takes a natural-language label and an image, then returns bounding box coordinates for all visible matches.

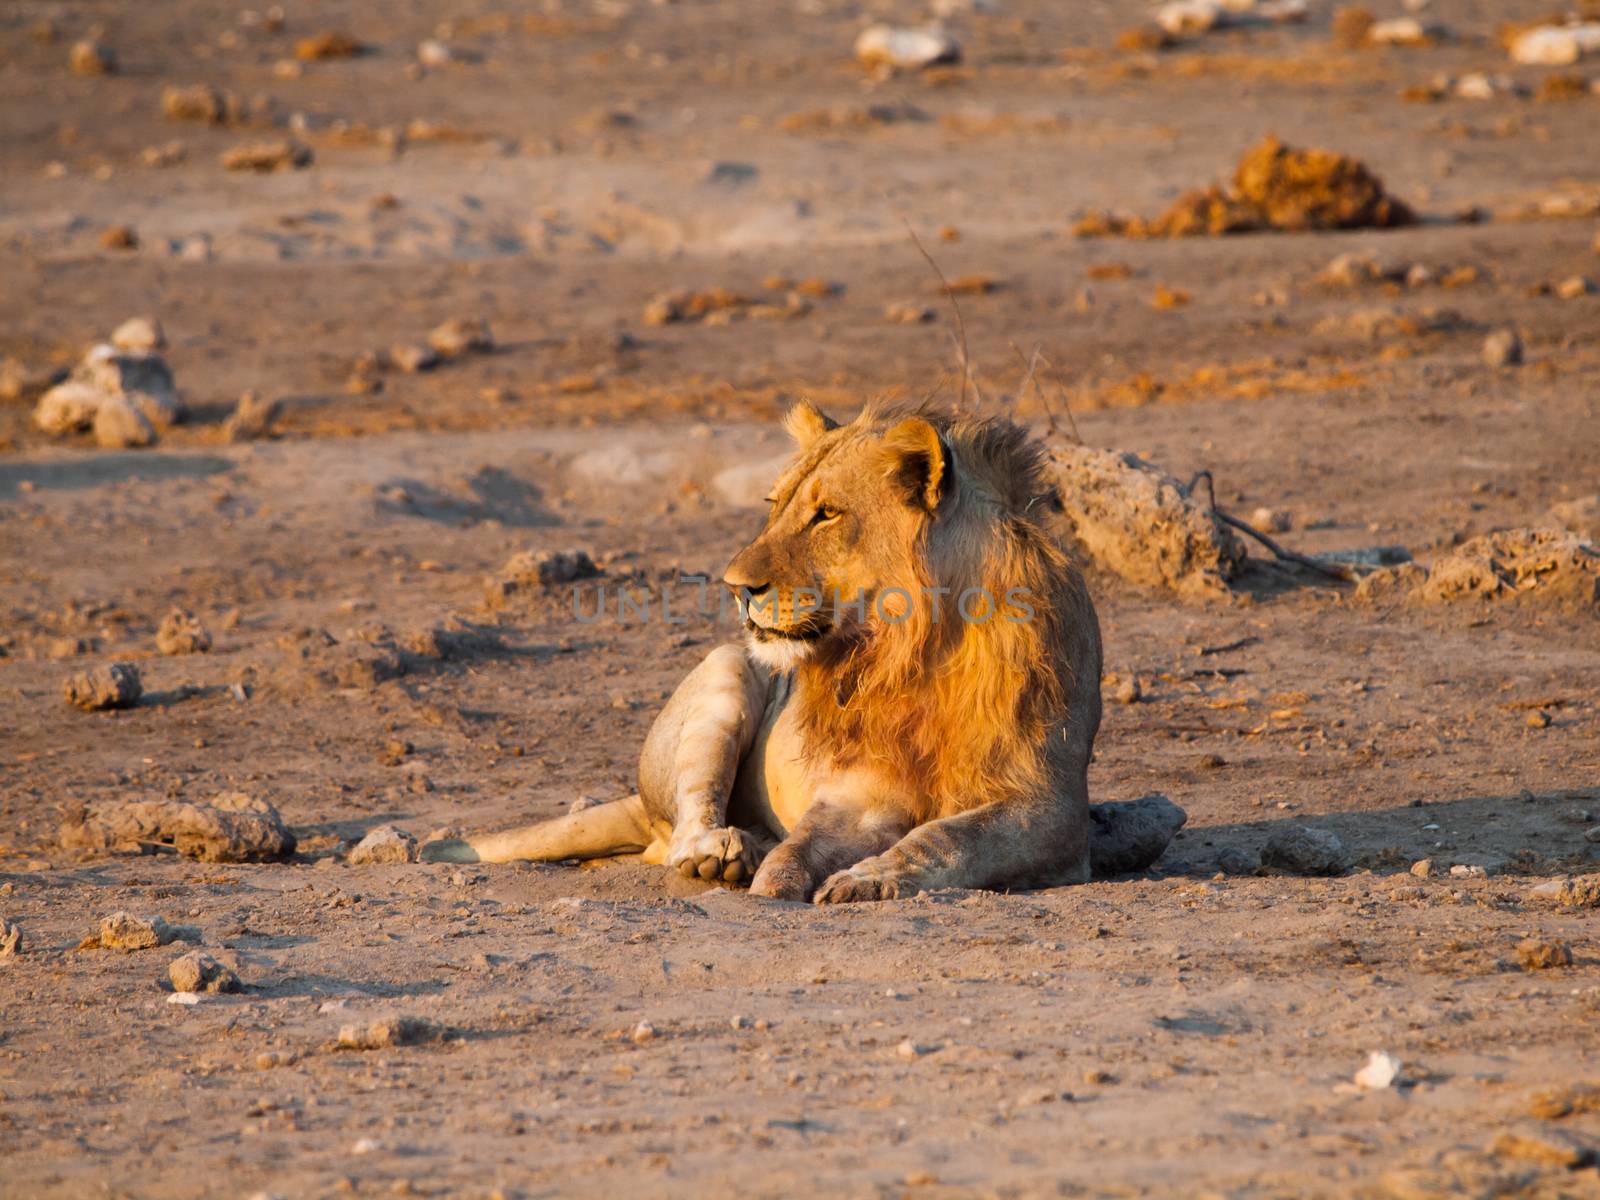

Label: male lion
[422,403,1185,901]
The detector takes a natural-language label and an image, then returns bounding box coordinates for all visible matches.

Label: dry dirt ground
[3,1,1600,1197]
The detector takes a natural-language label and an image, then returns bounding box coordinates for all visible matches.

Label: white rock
[711,453,791,508]
[630,1021,656,1044]
[33,380,105,434]
[1157,0,1224,35]
[1368,17,1428,45]
[854,24,961,69]
[1449,863,1487,878]
[167,991,202,1006]
[110,316,166,352]
[1354,1050,1401,1089]
[1510,24,1600,66]
[348,825,419,865]
[417,39,454,66]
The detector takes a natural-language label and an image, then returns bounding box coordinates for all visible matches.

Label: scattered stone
[1509,24,1600,67]
[484,548,600,607]
[1526,710,1552,730]
[0,358,67,404]
[417,39,455,66]
[426,318,494,359]
[1449,863,1488,878]
[110,316,165,353]
[389,343,440,373]
[0,920,22,958]
[1585,826,1600,844]
[1216,846,1261,875]
[1114,676,1142,705]
[1418,529,1599,612]
[167,991,201,1006]
[1354,1050,1402,1090]
[169,950,242,994]
[643,288,750,326]
[1261,825,1348,875]
[224,390,283,442]
[221,139,312,172]
[64,663,143,711]
[338,1017,439,1050]
[156,609,212,655]
[296,31,366,61]
[100,225,139,250]
[896,1038,928,1059]
[1043,444,1246,601]
[1249,506,1292,533]
[1529,875,1600,908]
[630,1021,656,1044]
[1482,328,1523,367]
[1557,276,1596,299]
[884,301,936,324]
[1087,794,1187,876]
[70,40,117,76]
[1367,17,1432,46]
[93,394,157,448]
[1516,938,1573,970]
[1547,495,1600,541]
[99,912,173,951]
[1075,136,1413,238]
[1490,1125,1595,1168]
[1528,1083,1600,1120]
[349,825,419,865]
[163,84,227,124]
[854,25,961,70]
[35,341,183,436]
[60,793,297,862]
[1410,858,1433,878]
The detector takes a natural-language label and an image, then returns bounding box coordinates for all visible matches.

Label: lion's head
[724,402,1099,819]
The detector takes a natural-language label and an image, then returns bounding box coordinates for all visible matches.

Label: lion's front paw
[813,859,919,904]
[667,826,762,885]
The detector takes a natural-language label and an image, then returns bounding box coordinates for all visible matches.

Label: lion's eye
[810,505,842,527]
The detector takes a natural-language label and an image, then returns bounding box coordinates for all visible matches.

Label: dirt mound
[61,793,297,862]
[1044,445,1245,600]
[1355,528,1600,612]
[1075,136,1415,238]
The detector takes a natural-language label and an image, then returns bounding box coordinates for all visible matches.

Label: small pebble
[1482,328,1523,367]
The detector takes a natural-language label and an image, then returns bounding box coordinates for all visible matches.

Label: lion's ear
[881,417,946,512]
[783,399,837,448]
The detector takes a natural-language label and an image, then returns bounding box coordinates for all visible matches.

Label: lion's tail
[419,794,663,865]
[1087,794,1187,877]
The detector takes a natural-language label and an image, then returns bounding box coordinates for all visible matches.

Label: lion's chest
[730,673,912,836]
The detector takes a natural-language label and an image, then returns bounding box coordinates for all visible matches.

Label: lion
[421,402,1185,901]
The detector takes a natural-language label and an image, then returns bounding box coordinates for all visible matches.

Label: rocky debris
[156,609,212,655]
[1043,445,1246,601]
[1548,496,1600,541]
[1216,846,1261,875]
[163,84,228,124]
[1528,875,1600,908]
[1529,1083,1600,1120]
[884,301,936,324]
[630,1021,657,1044]
[1410,858,1434,877]
[484,548,600,607]
[1261,825,1348,875]
[854,25,961,70]
[296,31,366,61]
[417,39,456,67]
[1453,72,1524,100]
[1556,275,1596,300]
[70,40,116,75]
[1156,0,1306,37]
[643,288,751,326]
[61,793,297,862]
[1516,938,1574,970]
[0,358,67,404]
[1087,794,1187,876]
[292,636,406,691]
[111,316,165,353]
[1,919,22,958]
[388,343,440,373]
[348,825,419,865]
[35,341,184,441]
[223,390,283,442]
[1366,17,1438,46]
[221,139,312,172]
[1114,676,1142,704]
[100,225,139,250]
[399,615,504,662]
[64,663,143,711]
[338,1017,439,1050]
[427,318,494,359]
[1509,23,1600,67]
[98,912,173,951]
[169,950,242,994]
[1249,506,1292,533]
[1075,136,1413,238]
[1482,328,1523,367]
[1354,1050,1402,1090]
[1490,1125,1595,1167]
[1418,529,1599,611]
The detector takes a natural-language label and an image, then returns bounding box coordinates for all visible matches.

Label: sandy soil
[3,1,1600,1196]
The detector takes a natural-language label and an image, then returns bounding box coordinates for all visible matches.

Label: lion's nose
[722,547,769,595]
